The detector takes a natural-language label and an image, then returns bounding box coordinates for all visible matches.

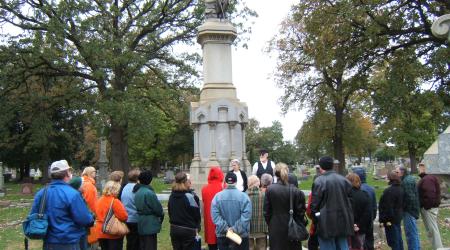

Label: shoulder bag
[102,199,129,236]
[287,185,309,242]
[23,187,49,239]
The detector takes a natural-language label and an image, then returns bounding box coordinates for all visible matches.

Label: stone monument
[96,136,109,190]
[423,125,450,184]
[190,1,250,191]
[0,162,5,197]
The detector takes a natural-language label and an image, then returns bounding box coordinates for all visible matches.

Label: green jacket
[134,185,164,235]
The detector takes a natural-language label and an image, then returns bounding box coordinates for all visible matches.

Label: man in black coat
[310,156,354,250]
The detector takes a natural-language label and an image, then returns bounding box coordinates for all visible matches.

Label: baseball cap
[50,160,71,174]
[225,172,237,184]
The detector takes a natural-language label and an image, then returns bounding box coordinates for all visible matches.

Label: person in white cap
[29,160,94,250]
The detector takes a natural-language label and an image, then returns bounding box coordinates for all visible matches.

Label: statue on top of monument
[205,0,229,19]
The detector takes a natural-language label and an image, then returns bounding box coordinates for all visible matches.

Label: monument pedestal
[190,19,250,194]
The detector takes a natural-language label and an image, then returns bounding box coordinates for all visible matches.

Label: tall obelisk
[190,1,250,192]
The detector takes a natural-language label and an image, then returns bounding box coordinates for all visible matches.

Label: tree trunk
[408,143,417,174]
[334,105,346,174]
[109,120,130,181]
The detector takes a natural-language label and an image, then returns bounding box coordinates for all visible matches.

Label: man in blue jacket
[353,166,377,250]
[30,160,94,250]
[212,172,251,250]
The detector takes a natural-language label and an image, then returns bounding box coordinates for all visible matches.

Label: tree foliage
[0,0,255,174]
[372,49,447,173]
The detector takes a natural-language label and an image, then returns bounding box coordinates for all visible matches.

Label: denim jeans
[385,223,404,250]
[217,236,249,250]
[403,212,420,250]
[43,242,80,250]
[317,236,348,250]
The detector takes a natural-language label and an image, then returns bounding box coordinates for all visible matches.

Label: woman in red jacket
[201,167,224,250]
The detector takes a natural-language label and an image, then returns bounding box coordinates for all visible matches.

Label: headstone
[164,170,175,184]
[21,183,33,195]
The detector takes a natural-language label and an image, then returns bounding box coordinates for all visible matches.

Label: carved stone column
[229,122,237,160]
[207,122,220,167]
[241,123,251,173]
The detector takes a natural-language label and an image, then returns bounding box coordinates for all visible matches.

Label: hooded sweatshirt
[201,167,224,244]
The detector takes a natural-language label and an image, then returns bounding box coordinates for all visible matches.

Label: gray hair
[260,173,273,187]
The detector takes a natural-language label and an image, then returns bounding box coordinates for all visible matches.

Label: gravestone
[0,162,4,197]
[164,170,175,184]
[21,183,33,195]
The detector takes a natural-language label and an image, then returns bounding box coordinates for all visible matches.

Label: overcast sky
[231,0,306,142]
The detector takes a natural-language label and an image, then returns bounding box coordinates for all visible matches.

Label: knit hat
[352,167,367,183]
[69,176,83,190]
[319,156,334,170]
[225,172,237,184]
[50,160,71,174]
[138,170,153,185]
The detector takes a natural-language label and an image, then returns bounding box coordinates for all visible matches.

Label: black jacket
[168,190,201,230]
[310,170,354,238]
[350,188,372,234]
[379,182,404,225]
[264,182,306,249]
[228,170,248,192]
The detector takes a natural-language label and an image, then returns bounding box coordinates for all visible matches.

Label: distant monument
[423,126,450,184]
[0,162,4,197]
[96,136,109,190]
[190,0,250,191]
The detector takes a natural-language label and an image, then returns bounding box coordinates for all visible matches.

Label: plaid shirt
[401,174,420,218]
[248,187,268,233]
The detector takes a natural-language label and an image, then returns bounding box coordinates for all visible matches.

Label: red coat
[201,167,224,244]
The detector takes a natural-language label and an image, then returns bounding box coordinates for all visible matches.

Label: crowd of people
[28,150,444,250]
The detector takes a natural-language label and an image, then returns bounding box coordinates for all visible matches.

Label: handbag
[102,199,129,236]
[23,187,49,239]
[287,186,309,242]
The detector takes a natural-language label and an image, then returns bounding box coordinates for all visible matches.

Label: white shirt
[252,161,277,183]
[234,170,244,192]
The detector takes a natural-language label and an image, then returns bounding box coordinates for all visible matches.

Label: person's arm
[310,179,323,223]
[82,183,97,212]
[242,171,248,192]
[231,196,252,235]
[252,162,258,175]
[70,193,94,227]
[294,189,307,226]
[211,196,228,234]
[146,191,164,218]
[263,188,272,224]
[112,198,128,222]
